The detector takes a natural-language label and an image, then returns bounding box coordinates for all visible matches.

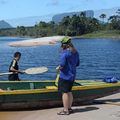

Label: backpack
[102,77,118,83]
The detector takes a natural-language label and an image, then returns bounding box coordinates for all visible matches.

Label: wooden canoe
[0,80,120,110]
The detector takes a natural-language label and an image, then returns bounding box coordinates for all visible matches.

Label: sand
[8,36,65,47]
[0,92,120,120]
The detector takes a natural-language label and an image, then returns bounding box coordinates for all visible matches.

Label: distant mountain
[5,14,55,27]
[3,7,120,27]
[0,20,13,29]
[52,10,94,23]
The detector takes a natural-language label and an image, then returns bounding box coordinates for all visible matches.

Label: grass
[81,30,120,39]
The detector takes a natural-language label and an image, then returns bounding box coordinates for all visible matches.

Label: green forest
[0,9,120,38]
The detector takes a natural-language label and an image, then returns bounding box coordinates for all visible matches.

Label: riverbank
[8,36,65,47]
[8,30,120,47]
[0,92,120,120]
[72,35,120,39]
[72,30,120,39]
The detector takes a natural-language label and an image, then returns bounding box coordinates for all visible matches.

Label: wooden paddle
[55,70,60,86]
[0,67,49,76]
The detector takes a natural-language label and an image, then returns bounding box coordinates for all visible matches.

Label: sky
[0,0,120,27]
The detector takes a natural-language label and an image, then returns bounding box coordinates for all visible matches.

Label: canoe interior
[0,81,81,90]
[0,80,120,90]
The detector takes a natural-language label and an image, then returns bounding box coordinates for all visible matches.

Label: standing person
[56,36,79,115]
[8,52,24,81]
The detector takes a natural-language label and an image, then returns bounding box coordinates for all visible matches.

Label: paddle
[54,70,82,86]
[92,100,120,106]
[55,70,60,86]
[0,67,49,76]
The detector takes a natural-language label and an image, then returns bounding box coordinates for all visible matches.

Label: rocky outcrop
[52,10,94,23]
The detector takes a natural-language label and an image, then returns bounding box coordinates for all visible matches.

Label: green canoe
[0,80,120,110]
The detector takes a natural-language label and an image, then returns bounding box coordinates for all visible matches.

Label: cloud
[46,0,59,7]
[68,5,79,11]
[67,0,90,11]
[82,0,89,2]
[0,0,8,4]
[82,0,90,5]
[82,0,95,5]
[82,0,93,2]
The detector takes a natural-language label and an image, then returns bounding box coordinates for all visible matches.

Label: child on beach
[56,36,80,115]
[8,52,24,81]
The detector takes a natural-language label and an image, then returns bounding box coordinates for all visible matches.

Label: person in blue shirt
[56,36,79,115]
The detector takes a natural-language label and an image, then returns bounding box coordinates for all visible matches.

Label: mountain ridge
[1,6,120,27]
[52,10,94,23]
[0,20,13,29]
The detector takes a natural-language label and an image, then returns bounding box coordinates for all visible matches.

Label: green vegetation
[81,30,120,39]
[0,9,120,38]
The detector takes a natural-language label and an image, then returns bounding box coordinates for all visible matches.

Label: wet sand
[8,36,65,47]
[0,92,120,120]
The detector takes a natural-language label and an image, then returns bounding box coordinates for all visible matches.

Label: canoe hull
[0,90,119,110]
[0,80,120,110]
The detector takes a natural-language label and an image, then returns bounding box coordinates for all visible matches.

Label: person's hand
[19,71,25,74]
[56,67,60,71]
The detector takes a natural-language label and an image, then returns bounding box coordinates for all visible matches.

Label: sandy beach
[0,92,120,120]
[8,36,65,47]
[8,35,120,47]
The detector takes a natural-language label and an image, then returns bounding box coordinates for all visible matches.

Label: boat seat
[46,86,57,90]
[30,83,35,89]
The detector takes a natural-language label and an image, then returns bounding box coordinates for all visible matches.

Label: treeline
[0,9,120,37]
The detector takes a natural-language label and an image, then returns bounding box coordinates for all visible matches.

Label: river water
[0,37,120,81]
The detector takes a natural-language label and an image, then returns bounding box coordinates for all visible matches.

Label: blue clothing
[60,49,79,81]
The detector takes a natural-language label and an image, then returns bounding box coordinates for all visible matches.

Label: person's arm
[10,66,20,73]
[56,66,63,71]
[76,52,80,67]
[10,66,24,74]
[56,52,66,71]
[10,60,24,74]
[76,57,80,67]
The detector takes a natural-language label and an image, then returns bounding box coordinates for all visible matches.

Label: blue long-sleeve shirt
[60,49,79,81]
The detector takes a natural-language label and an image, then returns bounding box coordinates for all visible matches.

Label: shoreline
[8,36,65,47]
[71,36,120,39]
[8,35,120,47]
[0,92,120,120]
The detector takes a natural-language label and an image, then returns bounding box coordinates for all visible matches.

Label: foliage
[99,14,106,23]
[0,10,120,37]
[81,30,120,38]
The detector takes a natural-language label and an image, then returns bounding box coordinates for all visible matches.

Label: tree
[116,9,120,14]
[108,15,118,23]
[39,21,48,28]
[80,12,86,17]
[71,14,80,35]
[16,26,26,36]
[108,15,119,30]
[59,16,70,28]
[99,14,106,23]
[116,9,120,21]
[59,16,71,35]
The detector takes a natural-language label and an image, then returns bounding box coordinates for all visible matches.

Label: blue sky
[0,0,120,27]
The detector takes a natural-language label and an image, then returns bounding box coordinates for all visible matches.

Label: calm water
[0,37,120,81]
